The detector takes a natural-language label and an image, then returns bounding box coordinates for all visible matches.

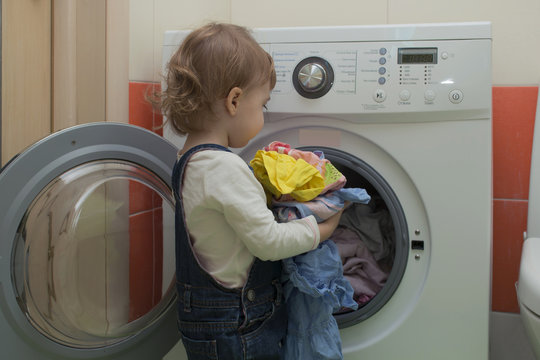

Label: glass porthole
[11,160,176,348]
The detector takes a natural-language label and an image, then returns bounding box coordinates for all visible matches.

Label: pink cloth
[332,227,389,305]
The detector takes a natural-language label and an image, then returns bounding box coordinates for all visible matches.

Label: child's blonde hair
[160,22,276,136]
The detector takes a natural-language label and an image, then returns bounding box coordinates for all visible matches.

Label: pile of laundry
[250,141,370,221]
[335,196,394,306]
[250,141,393,360]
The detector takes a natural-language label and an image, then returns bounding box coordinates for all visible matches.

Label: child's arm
[317,209,344,242]
[200,152,340,260]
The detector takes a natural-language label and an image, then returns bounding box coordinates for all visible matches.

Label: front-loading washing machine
[162,22,492,359]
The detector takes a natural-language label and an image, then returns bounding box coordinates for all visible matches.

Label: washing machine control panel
[262,39,491,118]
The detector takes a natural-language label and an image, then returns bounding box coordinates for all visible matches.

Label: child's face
[228,81,271,148]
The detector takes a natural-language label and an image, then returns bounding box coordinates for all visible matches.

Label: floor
[490,311,536,360]
[164,311,538,359]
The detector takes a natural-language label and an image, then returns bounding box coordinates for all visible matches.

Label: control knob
[298,63,326,92]
[292,57,334,99]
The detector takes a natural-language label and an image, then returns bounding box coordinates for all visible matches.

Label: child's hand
[318,208,345,242]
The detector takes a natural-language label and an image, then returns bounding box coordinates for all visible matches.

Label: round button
[424,89,436,101]
[379,48,387,55]
[379,57,386,65]
[373,89,387,103]
[298,63,326,92]
[449,89,463,104]
[378,77,386,85]
[441,51,449,60]
[292,56,334,99]
[247,289,256,302]
[399,90,411,101]
[378,67,386,75]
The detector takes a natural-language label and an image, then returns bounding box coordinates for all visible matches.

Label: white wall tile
[132,0,540,84]
[230,0,387,28]
[129,0,231,82]
[129,0,155,81]
[153,0,231,82]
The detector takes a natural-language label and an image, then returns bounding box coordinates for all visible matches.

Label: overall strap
[172,143,230,202]
[172,144,232,295]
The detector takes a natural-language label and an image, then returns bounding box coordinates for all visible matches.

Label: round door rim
[297,146,409,328]
[0,122,180,358]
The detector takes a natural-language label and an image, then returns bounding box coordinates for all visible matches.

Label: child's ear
[225,87,243,115]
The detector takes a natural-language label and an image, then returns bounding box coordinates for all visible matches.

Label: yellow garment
[250,150,325,202]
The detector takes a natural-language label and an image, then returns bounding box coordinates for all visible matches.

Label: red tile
[152,186,164,209]
[153,208,164,304]
[150,83,164,136]
[129,81,166,136]
[128,207,166,321]
[129,180,154,214]
[129,211,155,320]
[492,199,528,313]
[154,111,164,137]
[493,86,539,200]
[129,82,156,131]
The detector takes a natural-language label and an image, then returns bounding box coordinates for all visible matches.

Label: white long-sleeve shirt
[180,150,320,288]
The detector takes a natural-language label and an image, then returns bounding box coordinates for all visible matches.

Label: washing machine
[162,22,492,359]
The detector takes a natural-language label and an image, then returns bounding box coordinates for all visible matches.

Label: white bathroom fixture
[518,84,540,359]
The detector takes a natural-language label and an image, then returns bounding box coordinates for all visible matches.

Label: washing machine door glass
[12,159,175,348]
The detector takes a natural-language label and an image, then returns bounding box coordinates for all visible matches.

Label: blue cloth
[263,148,368,359]
[282,240,358,360]
[274,188,371,223]
[275,186,368,359]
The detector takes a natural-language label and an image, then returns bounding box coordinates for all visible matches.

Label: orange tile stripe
[493,87,539,200]
[492,87,538,313]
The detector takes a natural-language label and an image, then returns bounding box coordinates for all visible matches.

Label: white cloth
[180,150,320,288]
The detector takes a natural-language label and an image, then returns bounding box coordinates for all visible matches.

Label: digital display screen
[398,48,438,64]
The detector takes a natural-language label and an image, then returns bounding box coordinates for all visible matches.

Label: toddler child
[158,22,344,359]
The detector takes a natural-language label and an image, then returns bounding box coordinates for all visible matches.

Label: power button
[373,89,387,103]
[449,89,463,104]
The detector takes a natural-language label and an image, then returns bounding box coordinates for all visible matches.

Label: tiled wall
[128,82,164,319]
[128,83,540,314]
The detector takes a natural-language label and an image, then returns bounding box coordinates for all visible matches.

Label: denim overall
[172,144,287,360]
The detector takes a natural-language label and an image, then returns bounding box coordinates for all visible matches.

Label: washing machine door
[0,123,180,359]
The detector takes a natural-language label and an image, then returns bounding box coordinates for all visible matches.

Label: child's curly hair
[158,23,276,136]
